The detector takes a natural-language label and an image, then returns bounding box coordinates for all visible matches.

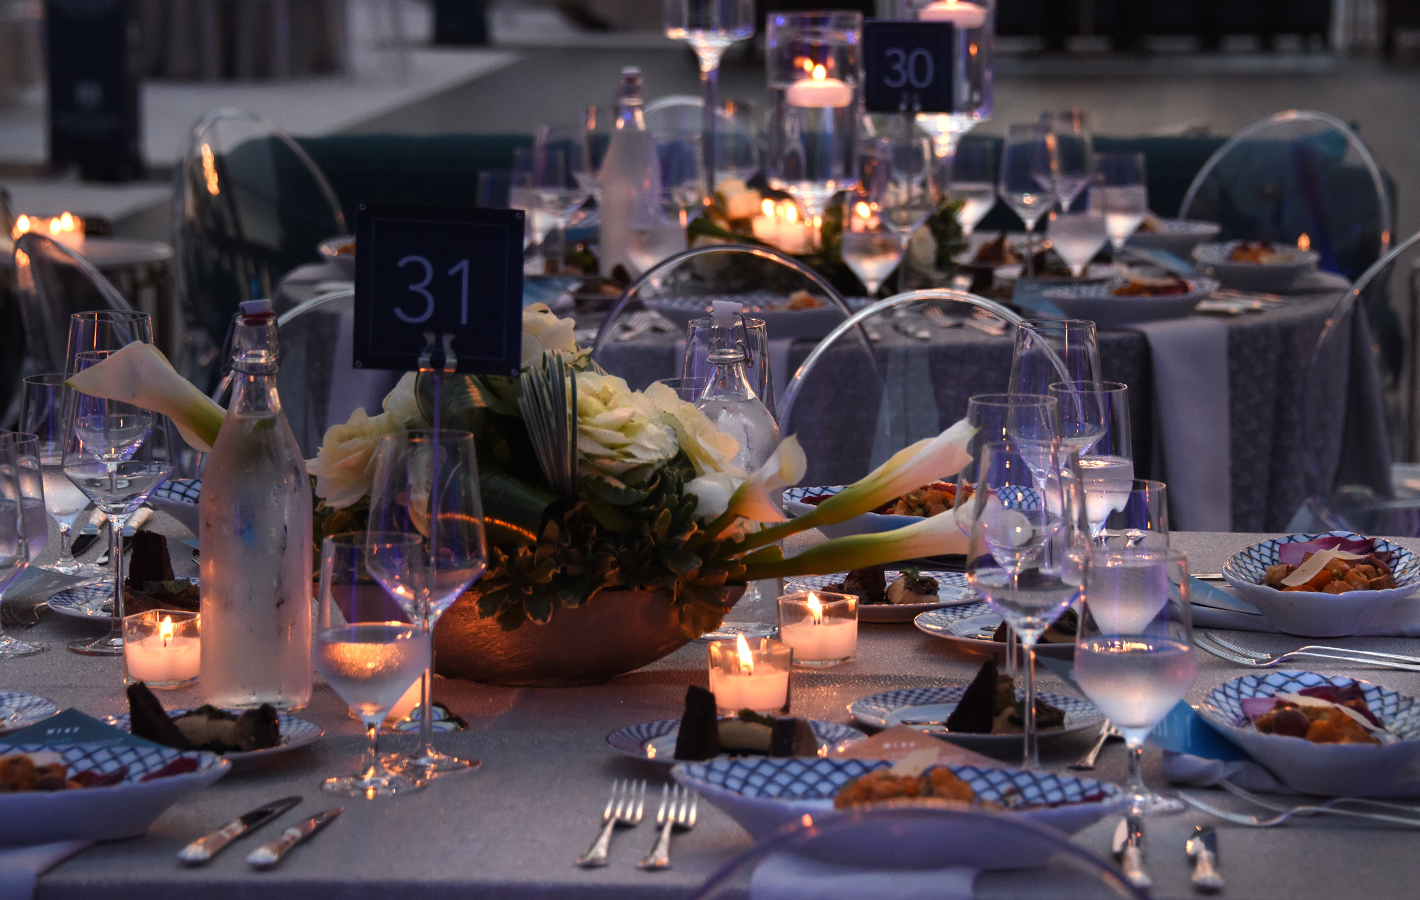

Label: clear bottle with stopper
[597,66,658,278]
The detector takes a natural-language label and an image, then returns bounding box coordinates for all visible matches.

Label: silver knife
[1111,815,1152,889]
[178,796,302,865]
[1187,826,1224,893]
[247,808,343,870]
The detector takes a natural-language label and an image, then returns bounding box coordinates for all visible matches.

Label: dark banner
[46,0,143,181]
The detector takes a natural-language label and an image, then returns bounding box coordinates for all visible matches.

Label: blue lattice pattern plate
[848,685,1103,749]
[0,691,59,733]
[671,756,1124,843]
[48,578,200,623]
[1041,277,1218,327]
[1192,240,1319,292]
[913,604,1077,659]
[105,709,324,768]
[1222,531,1420,637]
[606,717,865,763]
[783,486,968,552]
[152,478,201,506]
[0,740,228,845]
[1199,670,1420,797]
[643,294,871,341]
[786,571,975,623]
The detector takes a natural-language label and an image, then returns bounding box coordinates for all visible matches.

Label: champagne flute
[1008,319,1103,399]
[1075,547,1196,815]
[663,0,756,198]
[20,374,103,579]
[366,429,487,777]
[998,123,1055,278]
[316,533,429,798]
[1096,152,1149,252]
[1050,381,1133,540]
[0,433,44,658]
[948,140,997,236]
[841,193,903,297]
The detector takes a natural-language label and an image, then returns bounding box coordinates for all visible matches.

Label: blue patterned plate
[48,578,200,624]
[607,717,865,764]
[105,708,323,767]
[0,691,59,733]
[913,605,1077,658]
[1222,531,1420,637]
[0,740,228,845]
[671,756,1123,842]
[786,571,976,623]
[1041,277,1218,327]
[783,485,970,550]
[1192,240,1319,292]
[848,685,1102,749]
[1199,670,1420,797]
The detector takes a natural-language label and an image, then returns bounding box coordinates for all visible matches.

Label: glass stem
[365,721,381,777]
[1127,742,1147,814]
[700,58,719,203]
[107,513,128,642]
[549,217,567,275]
[1025,221,1036,279]
[1002,623,1016,680]
[1022,638,1040,771]
[418,641,436,754]
[55,523,77,571]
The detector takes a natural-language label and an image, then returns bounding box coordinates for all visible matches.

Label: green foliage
[928,198,969,273]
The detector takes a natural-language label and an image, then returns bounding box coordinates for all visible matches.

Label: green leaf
[481,463,558,546]
[582,474,652,506]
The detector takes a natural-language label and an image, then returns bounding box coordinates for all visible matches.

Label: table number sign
[862,20,957,114]
[353,202,524,375]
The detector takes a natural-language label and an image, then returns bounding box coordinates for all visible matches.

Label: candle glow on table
[777,591,858,666]
[751,198,815,254]
[918,0,988,28]
[123,611,200,688]
[784,64,854,109]
[12,212,85,252]
[708,635,792,713]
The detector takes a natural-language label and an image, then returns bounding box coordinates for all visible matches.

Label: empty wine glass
[1048,201,1109,278]
[578,104,616,204]
[664,0,756,197]
[20,374,103,579]
[0,432,46,658]
[998,123,1055,278]
[531,127,591,276]
[1008,319,1103,399]
[0,438,31,655]
[841,192,903,297]
[316,533,429,798]
[1096,152,1148,252]
[715,99,762,183]
[1076,547,1196,815]
[948,140,997,236]
[865,119,935,252]
[627,176,690,278]
[651,127,706,224]
[1102,480,1169,551]
[66,311,153,376]
[1050,110,1092,210]
[1050,381,1133,541]
[367,429,487,777]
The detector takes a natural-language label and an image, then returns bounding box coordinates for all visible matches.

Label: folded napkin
[751,853,975,900]
[2,568,88,602]
[0,841,90,900]
[271,262,350,314]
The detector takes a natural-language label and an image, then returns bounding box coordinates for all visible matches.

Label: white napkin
[751,853,976,900]
[1162,751,1293,793]
[2,568,88,601]
[0,841,89,900]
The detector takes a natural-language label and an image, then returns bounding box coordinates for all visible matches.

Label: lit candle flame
[1298,233,1311,252]
[807,592,823,625]
[855,201,872,219]
[160,615,173,648]
[812,64,826,80]
[762,198,775,217]
[785,203,798,224]
[735,633,755,676]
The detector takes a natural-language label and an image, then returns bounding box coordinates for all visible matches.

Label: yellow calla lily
[65,341,226,452]
[742,505,968,580]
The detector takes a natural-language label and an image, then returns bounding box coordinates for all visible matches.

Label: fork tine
[631,780,647,823]
[685,791,698,828]
[654,783,669,826]
[1193,635,1255,665]
[603,779,621,822]
[1206,635,1266,658]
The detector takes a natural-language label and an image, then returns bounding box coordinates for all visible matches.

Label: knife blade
[1186,826,1224,893]
[247,808,343,870]
[1111,815,1152,889]
[177,796,302,865]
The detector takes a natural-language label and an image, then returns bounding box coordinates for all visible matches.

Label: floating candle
[918,0,988,28]
[785,64,853,109]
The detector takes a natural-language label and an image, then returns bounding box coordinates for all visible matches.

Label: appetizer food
[944,657,1065,735]
[673,686,818,761]
[823,566,941,606]
[1244,684,1391,746]
[123,533,199,615]
[887,570,940,605]
[1135,213,1167,233]
[1110,274,1191,296]
[797,482,968,519]
[1261,538,1397,594]
[126,682,281,754]
[1226,241,1295,265]
[834,765,980,809]
[0,752,199,791]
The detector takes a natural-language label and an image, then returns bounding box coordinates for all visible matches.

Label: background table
[5,520,1420,899]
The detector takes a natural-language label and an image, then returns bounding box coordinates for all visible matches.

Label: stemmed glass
[20,374,103,580]
[1102,480,1169,551]
[715,100,762,184]
[841,189,903,297]
[1096,152,1149,253]
[1075,547,1196,815]
[627,144,691,279]
[1048,196,1109,278]
[316,533,430,798]
[998,123,1056,278]
[1008,319,1103,399]
[965,440,1088,770]
[650,128,706,226]
[577,104,615,204]
[663,0,756,199]
[530,127,591,276]
[948,140,997,236]
[0,438,31,652]
[0,433,46,658]
[367,429,487,777]
[866,119,935,252]
[62,351,174,656]
[1050,381,1133,541]
[1050,110,1092,211]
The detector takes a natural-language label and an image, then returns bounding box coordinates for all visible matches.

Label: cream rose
[307,408,404,508]
[576,372,677,486]
[521,302,580,367]
[643,381,742,478]
[719,178,763,221]
[381,372,427,428]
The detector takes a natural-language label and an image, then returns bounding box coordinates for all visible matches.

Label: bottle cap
[239,299,273,316]
[711,300,742,327]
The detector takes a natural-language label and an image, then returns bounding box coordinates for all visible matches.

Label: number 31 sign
[353,202,525,375]
[862,20,956,114]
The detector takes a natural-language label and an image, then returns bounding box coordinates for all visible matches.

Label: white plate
[644,294,870,341]
[785,571,976,623]
[1198,670,1420,798]
[913,605,1077,658]
[104,708,323,767]
[1041,276,1219,327]
[48,578,200,624]
[847,685,1103,749]
[0,691,59,733]
[1192,240,1319,293]
[606,717,865,763]
[671,756,1124,845]
[0,741,228,845]
[1125,219,1221,257]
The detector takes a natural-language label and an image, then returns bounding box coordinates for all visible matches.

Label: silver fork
[1218,780,1420,818]
[615,311,656,342]
[1207,633,1420,669]
[637,784,697,870]
[1179,792,1420,828]
[576,779,646,867]
[1069,720,1121,770]
[1195,633,1420,673]
[923,306,962,329]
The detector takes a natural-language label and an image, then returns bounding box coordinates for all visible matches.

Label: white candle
[708,635,791,713]
[751,199,813,255]
[919,1,988,28]
[777,591,858,666]
[13,212,85,252]
[785,65,853,109]
[125,614,200,686]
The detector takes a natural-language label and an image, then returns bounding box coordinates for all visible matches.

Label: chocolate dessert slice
[945,657,999,734]
[673,685,721,760]
[126,682,193,750]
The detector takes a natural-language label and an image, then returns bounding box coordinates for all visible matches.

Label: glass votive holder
[777,590,858,667]
[122,610,200,688]
[707,635,792,714]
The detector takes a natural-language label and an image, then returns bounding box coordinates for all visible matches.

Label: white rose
[521,302,580,367]
[382,372,427,428]
[719,179,763,221]
[908,225,937,270]
[643,381,743,478]
[307,408,404,508]
[576,372,677,486]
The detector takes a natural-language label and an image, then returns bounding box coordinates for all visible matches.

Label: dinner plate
[606,717,865,763]
[1192,240,1319,293]
[644,294,870,342]
[783,486,968,554]
[670,756,1123,844]
[913,604,1077,658]
[1198,670,1420,798]
[1041,276,1219,327]
[104,709,323,767]
[0,691,59,733]
[1125,218,1221,257]
[847,685,1103,749]
[785,572,976,623]
[0,741,228,845]
[49,578,200,624]
[316,234,356,279]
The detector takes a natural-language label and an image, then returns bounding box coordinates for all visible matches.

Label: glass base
[1132,790,1186,816]
[68,631,124,656]
[322,765,427,798]
[391,747,480,777]
[43,561,110,581]
[792,654,854,668]
[0,635,49,658]
[696,622,777,642]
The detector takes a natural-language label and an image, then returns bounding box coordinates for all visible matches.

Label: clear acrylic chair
[13,232,135,379]
[1178,110,1392,281]
[275,289,403,458]
[172,108,347,388]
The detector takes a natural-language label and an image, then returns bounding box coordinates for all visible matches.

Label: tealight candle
[750,198,814,254]
[918,0,988,28]
[708,635,792,714]
[123,610,200,688]
[12,212,85,252]
[784,64,853,109]
[777,591,858,667]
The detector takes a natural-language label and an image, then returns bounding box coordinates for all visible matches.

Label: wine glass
[1048,201,1109,278]
[0,438,31,652]
[20,374,103,579]
[531,127,591,276]
[998,123,1055,278]
[664,0,756,198]
[367,429,487,777]
[1096,152,1149,252]
[841,192,903,297]
[865,119,935,253]
[1102,480,1169,551]
[965,440,1088,770]
[1008,319,1103,399]
[627,178,690,279]
[578,103,616,204]
[1075,547,1196,815]
[1050,110,1092,211]
[62,351,174,656]
[715,99,762,184]
[66,311,153,373]
[315,533,430,798]
[948,140,997,236]
[1050,381,1133,541]
[651,127,706,225]
[0,432,46,658]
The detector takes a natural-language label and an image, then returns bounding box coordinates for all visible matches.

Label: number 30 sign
[862,20,957,114]
[353,202,525,375]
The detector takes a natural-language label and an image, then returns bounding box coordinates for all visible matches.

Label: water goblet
[1096,152,1148,252]
[1048,204,1109,278]
[316,533,429,798]
[0,433,45,658]
[578,103,616,204]
[841,192,904,297]
[20,374,104,579]
[864,119,935,253]
[664,0,756,198]
[1101,480,1169,551]
[1075,547,1196,815]
[1049,381,1133,540]
[1050,109,1092,210]
[65,311,153,377]
[948,140,997,236]
[530,128,591,275]
[1008,318,1103,400]
[998,123,1056,278]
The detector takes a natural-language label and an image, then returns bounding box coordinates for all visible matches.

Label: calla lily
[66,341,226,452]
[741,505,968,580]
[696,436,807,540]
